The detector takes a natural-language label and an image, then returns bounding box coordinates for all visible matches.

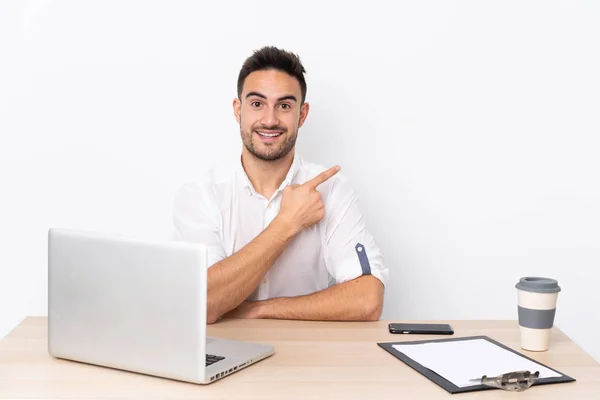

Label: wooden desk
[1,317,599,399]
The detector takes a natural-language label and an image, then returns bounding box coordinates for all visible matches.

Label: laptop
[47,228,274,384]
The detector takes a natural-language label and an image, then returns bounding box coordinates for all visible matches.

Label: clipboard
[377,335,575,394]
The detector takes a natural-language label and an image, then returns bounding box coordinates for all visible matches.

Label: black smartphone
[388,323,454,335]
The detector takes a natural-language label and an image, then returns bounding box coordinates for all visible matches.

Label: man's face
[234,69,309,161]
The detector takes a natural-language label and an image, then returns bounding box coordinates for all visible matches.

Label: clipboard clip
[470,370,540,391]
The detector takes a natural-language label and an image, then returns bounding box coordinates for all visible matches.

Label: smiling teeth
[258,132,282,137]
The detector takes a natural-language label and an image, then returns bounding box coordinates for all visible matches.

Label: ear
[298,102,310,128]
[233,98,241,124]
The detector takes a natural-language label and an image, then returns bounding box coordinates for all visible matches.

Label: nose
[260,106,280,128]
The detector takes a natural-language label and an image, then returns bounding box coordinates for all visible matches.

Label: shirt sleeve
[322,176,389,286]
[172,181,226,268]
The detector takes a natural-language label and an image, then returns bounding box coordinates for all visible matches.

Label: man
[173,46,388,324]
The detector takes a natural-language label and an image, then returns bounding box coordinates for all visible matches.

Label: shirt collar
[238,154,300,196]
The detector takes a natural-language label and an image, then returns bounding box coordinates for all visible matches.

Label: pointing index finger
[305,165,341,189]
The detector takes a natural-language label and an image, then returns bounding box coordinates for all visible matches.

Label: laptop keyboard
[206,354,225,367]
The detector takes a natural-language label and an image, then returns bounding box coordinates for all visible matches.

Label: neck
[241,148,295,199]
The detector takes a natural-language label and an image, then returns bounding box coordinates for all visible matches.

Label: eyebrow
[245,91,298,102]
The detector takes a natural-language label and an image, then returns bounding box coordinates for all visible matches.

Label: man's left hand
[222,301,264,319]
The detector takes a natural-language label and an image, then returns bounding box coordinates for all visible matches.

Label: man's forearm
[207,217,296,323]
[256,275,384,321]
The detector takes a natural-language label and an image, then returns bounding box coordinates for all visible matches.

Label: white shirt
[173,155,388,301]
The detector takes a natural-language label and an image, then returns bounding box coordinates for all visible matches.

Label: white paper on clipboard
[392,338,562,388]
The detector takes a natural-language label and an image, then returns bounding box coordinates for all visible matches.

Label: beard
[241,122,298,161]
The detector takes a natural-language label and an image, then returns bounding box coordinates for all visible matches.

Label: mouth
[255,130,284,142]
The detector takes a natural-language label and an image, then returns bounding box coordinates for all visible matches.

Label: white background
[1,1,599,362]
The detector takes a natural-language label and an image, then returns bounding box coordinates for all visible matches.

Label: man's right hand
[276,165,341,236]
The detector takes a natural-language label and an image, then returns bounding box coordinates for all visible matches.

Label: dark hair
[237,46,307,103]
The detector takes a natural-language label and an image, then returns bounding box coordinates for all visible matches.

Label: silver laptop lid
[48,228,208,383]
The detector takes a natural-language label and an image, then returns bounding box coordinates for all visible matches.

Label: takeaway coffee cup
[515,277,561,351]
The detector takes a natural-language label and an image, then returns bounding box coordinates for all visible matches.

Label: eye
[251,101,262,108]
[279,103,291,110]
